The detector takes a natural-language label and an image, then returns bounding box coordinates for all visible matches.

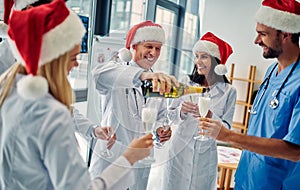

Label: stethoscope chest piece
[270,98,279,109]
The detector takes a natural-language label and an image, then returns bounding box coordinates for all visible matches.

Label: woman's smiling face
[194,52,212,77]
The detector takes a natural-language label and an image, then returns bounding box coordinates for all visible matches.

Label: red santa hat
[255,0,300,33]
[7,0,85,99]
[118,20,165,62]
[1,0,41,38]
[192,32,233,75]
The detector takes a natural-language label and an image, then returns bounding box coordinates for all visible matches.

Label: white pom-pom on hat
[214,64,228,75]
[17,75,48,99]
[118,47,132,62]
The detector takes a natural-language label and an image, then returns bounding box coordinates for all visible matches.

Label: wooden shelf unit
[217,64,262,190]
[228,64,261,134]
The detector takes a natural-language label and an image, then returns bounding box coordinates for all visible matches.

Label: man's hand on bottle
[140,72,179,95]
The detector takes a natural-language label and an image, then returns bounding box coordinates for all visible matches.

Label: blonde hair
[0,52,74,111]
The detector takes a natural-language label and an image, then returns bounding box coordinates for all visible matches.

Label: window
[179,0,200,79]
[110,0,147,32]
[153,5,177,74]
[66,0,92,101]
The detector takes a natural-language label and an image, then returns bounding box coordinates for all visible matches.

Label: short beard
[263,47,282,59]
[263,31,283,59]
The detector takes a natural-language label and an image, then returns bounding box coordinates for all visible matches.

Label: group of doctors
[0,0,300,190]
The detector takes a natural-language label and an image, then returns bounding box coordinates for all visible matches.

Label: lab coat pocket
[193,140,218,181]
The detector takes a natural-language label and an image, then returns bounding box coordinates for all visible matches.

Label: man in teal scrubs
[199,0,300,189]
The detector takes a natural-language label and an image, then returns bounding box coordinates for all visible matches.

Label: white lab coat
[0,39,15,75]
[162,76,237,190]
[90,60,167,190]
[0,74,134,190]
[72,107,98,141]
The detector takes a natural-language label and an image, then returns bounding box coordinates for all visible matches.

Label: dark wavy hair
[189,55,229,85]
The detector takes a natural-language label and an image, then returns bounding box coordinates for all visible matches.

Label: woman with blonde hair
[0,0,153,189]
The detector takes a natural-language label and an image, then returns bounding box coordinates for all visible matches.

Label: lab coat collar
[209,82,227,97]
[128,60,150,71]
[128,60,140,68]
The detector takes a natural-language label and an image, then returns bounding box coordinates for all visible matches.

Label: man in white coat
[90,20,177,190]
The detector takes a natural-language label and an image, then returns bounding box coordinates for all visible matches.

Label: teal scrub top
[235,60,300,190]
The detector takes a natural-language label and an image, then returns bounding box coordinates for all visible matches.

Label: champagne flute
[100,113,116,158]
[189,94,200,105]
[99,127,114,158]
[153,99,173,149]
[194,93,211,141]
[139,105,158,164]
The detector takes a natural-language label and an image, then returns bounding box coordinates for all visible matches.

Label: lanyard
[250,54,300,114]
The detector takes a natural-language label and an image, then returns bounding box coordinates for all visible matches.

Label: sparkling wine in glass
[194,94,211,141]
[139,106,158,164]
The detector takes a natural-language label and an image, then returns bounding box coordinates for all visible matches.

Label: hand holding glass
[194,95,211,141]
[154,99,174,148]
[100,127,114,158]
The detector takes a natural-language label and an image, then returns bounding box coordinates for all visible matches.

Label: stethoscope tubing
[250,54,300,114]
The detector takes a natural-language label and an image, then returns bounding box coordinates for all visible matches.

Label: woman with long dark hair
[163,32,237,190]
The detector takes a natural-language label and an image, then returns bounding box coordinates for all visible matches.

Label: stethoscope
[125,62,152,118]
[249,55,299,115]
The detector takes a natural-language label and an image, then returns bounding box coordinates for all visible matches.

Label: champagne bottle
[141,80,209,98]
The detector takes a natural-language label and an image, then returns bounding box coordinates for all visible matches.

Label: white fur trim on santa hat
[192,40,220,59]
[255,6,300,33]
[131,26,165,45]
[214,64,227,75]
[39,11,85,66]
[14,0,40,10]
[0,22,8,38]
[118,47,132,62]
[8,10,86,66]
[17,75,48,99]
